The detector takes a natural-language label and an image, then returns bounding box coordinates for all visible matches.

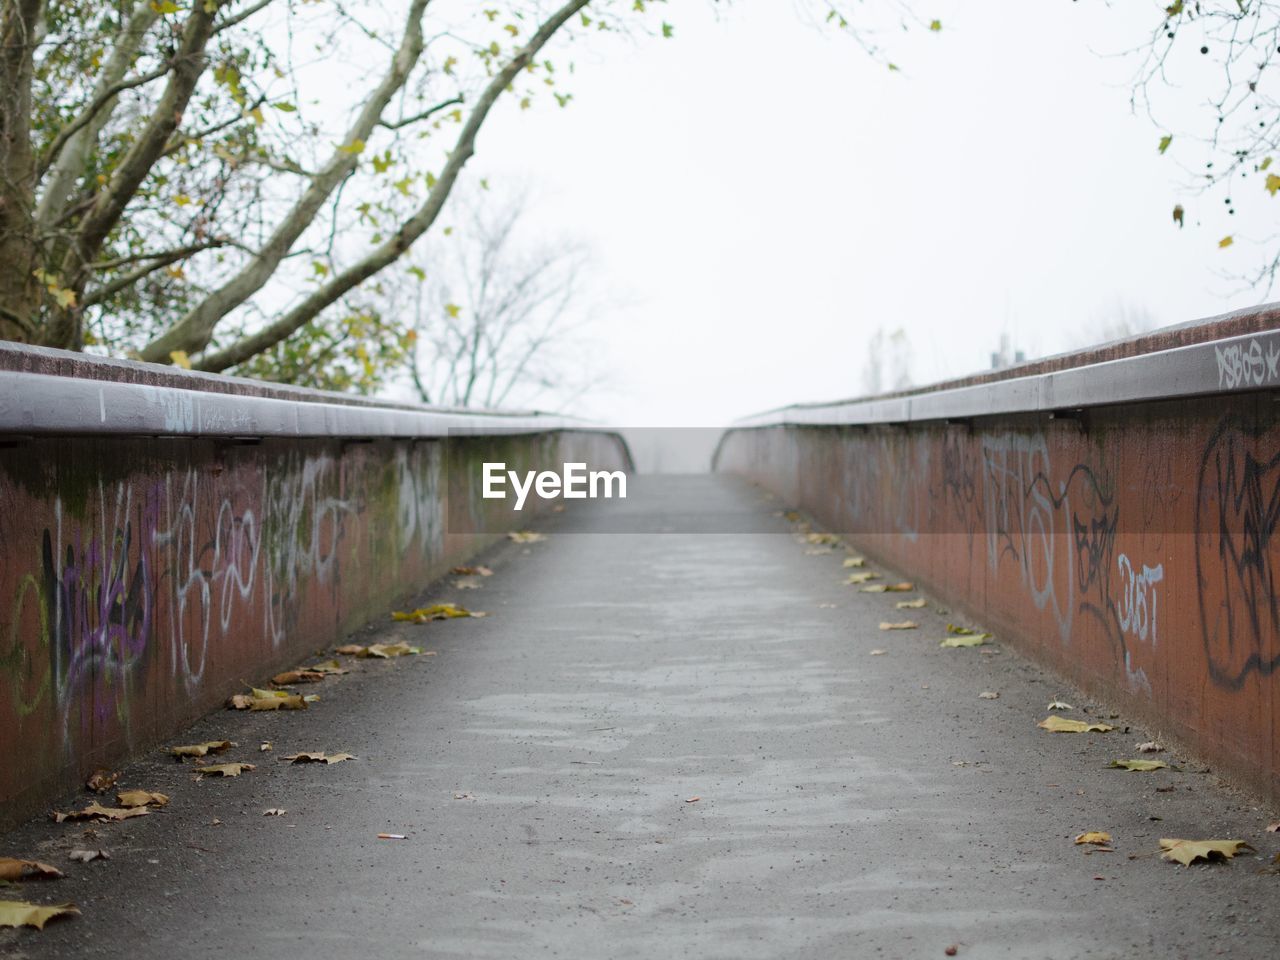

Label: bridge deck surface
[2,475,1277,959]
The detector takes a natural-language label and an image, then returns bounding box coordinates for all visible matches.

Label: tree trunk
[0,0,43,343]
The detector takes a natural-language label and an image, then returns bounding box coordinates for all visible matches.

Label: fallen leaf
[845,571,880,584]
[453,578,481,589]
[879,621,918,630]
[1075,831,1112,845]
[453,792,473,800]
[335,644,365,655]
[862,583,913,593]
[271,670,325,685]
[1109,759,1170,772]
[1047,700,1074,711]
[1266,822,1279,833]
[979,691,999,700]
[281,752,354,765]
[229,691,307,711]
[0,900,79,930]
[684,796,701,803]
[171,740,233,759]
[451,565,493,577]
[946,624,984,636]
[263,808,286,817]
[360,641,422,658]
[115,790,169,808]
[869,649,887,656]
[842,557,866,568]
[0,859,63,881]
[896,598,928,609]
[84,769,118,794]
[1038,716,1114,734]
[195,763,254,778]
[940,635,990,648]
[507,531,545,543]
[51,802,148,823]
[67,850,109,864]
[805,532,838,545]
[377,833,407,840]
[391,603,478,623]
[1136,741,1163,753]
[259,742,273,752]
[307,660,347,675]
[817,603,836,609]
[1159,838,1252,866]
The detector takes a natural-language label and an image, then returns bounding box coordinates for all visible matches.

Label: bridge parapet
[0,343,630,828]
[716,306,1280,802]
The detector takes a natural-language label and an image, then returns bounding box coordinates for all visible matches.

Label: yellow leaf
[806,532,839,545]
[336,138,366,155]
[507,531,546,543]
[271,669,325,685]
[169,350,191,369]
[1158,134,1172,154]
[878,621,917,631]
[1037,715,1114,733]
[1075,831,1112,846]
[115,790,169,808]
[929,19,941,31]
[196,763,255,778]
[53,287,76,309]
[307,659,348,675]
[845,571,880,584]
[51,802,149,823]
[1159,838,1251,866]
[359,640,421,657]
[1266,173,1280,196]
[171,740,233,759]
[842,557,866,568]
[1108,759,1170,772]
[1219,235,1234,248]
[445,303,462,319]
[282,751,356,764]
[896,598,927,609]
[940,634,989,648]
[0,900,79,930]
[0,858,63,881]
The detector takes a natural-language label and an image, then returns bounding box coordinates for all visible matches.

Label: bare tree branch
[194,0,591,372]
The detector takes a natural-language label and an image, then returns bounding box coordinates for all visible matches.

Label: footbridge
[1,307,1279,958]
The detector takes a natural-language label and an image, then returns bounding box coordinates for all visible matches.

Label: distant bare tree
[1079,300,1160,348]
[406,188,599,410]
[861,326,912,396]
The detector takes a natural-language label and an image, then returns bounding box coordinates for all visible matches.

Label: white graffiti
[1115,553,1163,645]
[1215,338,1280,390]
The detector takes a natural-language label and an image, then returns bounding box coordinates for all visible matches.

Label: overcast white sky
[447,1,1269,426]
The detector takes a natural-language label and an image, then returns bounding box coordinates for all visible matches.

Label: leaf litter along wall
[716,395,1280,803]
[0,430,630,829]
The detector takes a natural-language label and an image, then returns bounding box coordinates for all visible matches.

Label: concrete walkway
[2,475,1278,959]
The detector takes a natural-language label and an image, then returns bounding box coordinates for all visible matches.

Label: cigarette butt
[377,833,407,840]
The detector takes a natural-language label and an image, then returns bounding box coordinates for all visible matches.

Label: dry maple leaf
[940,635,989,648]
[0,858,63,882]
[335,644,365,655]
[879,621,918,630]
[307,660,347,675]
[196,763,254,778]
[52,802,149,824]
[0,900,79,930]
[271,669,325,685]
[263,808,286,817]
[392,603,477,624]
[805,532,838,545]
[84,769,118,794]
[67,850,109,864]
[1038,716,1114,734]
[1075,831,1112,846]
[171,740,233,759]
[842,557,866,568]
[451,565,493,576]
[1108,759,1170,772]
[1159,838,1252,866]
[896,598,927,609]
[115,790,169,808]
